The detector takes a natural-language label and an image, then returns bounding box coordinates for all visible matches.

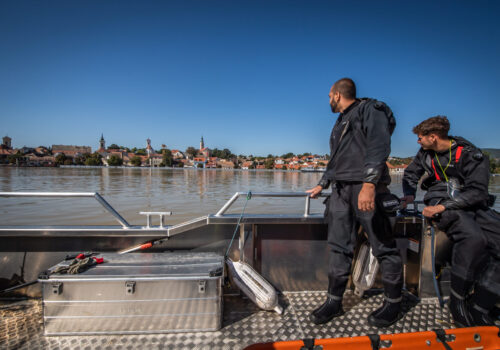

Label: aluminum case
[39,252,224,335]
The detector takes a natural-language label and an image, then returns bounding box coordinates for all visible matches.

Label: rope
[225,191,252,258]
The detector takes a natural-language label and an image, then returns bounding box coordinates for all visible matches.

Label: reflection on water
[1,167,499,226]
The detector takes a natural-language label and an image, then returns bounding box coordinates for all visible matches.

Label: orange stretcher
[244,326,500,350]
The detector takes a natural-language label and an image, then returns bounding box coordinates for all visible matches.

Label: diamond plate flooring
[0,291,455,350]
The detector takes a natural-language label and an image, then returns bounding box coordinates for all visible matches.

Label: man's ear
[334,91,341,102]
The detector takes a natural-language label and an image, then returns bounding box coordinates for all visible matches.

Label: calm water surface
[1,167,499,226]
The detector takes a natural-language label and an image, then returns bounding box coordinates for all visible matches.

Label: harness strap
[431,159,441,181]
[455,146,463,163]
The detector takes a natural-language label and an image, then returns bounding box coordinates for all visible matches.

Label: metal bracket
[125,281,136,295]
[198,280,206,294]
[51,282,63,295]
[139,211,172,228]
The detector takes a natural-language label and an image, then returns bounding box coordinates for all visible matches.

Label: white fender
[226,258,283,314]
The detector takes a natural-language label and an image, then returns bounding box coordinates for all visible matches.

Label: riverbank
[59,165,304,172]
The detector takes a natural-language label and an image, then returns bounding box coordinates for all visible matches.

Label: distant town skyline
[1,133,331,158]
[1,1,499,157]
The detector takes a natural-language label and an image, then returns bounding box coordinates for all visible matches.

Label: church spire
[99,134,105,150]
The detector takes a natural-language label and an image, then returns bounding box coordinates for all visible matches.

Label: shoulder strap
[431,158,441,181]
[455,146,463,163]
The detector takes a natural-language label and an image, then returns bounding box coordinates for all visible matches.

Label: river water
[1,167,499,226]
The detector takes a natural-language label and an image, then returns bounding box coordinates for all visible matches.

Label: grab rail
[215,192,330,217]
[0,192,131,228]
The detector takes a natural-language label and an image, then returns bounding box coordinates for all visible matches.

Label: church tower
[146,138,153,156]
[99,134,105,150]
[200,136,204,150]
[2,136,11,149]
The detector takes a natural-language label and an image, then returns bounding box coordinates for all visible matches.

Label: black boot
[449,275,473,327]
[309,296,344,325]
[367,300,402,328]
[468,285,498,326]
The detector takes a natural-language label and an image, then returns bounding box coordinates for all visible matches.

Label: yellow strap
[434,140,452,182]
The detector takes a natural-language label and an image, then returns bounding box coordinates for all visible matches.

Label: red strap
[455,146,463,163]
[92,257,104,264]
[431,159,441,181]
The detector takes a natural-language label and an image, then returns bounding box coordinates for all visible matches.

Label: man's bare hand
[358,183,375,212]
[400,195,415,209]
[306,185,323,198]
[422,205,445,218]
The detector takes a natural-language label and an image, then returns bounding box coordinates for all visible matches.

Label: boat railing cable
[0,192,131,229]
[215,191,330,217]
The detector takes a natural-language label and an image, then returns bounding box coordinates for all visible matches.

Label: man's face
[329,89,340,113]
[417,134,436,150]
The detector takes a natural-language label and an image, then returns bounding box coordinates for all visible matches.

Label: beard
[330,100,339,113]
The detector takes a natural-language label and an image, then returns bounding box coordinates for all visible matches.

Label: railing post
[215,192,241,216]
[239,224,245,262]
[304,195,311,217]
[94,192,130,228]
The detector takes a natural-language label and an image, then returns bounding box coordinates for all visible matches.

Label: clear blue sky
[1,0,499,157]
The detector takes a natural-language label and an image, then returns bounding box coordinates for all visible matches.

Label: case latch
[125,281,136,295]
[198,280,206,294]
[51,282,63,295]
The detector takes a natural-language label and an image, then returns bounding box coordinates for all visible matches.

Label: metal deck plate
[0,291,454,350]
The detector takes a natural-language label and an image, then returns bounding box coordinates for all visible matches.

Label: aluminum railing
[0,192,131,228]
[215,192,330,217]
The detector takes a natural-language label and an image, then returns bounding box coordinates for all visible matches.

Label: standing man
[402,116,499,327]
[307,78,404,328]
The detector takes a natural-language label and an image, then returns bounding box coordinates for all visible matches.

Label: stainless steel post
[304,195,311,217]
[93,193,130,228]
[239,224,245,262]
[215,192,241,216]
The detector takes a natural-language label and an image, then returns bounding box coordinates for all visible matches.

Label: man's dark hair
[332,78,356,100]
[412,116,450,138]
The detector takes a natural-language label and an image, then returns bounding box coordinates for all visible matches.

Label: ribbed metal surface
[0,290,455,350]
[40,253,224,335]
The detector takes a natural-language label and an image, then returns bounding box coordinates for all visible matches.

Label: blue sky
[1,0,499,157]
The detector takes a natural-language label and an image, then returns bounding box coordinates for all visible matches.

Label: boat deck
[0,290,454,350]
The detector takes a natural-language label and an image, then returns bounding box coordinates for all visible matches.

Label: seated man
[402,115,499,327]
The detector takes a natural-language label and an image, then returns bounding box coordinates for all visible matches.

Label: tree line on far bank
[8,143,500,174]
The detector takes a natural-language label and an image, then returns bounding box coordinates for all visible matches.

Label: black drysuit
[318,99,403,301]
[402,136,500,296]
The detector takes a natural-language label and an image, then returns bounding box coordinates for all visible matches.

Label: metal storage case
[39,252,224,335]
